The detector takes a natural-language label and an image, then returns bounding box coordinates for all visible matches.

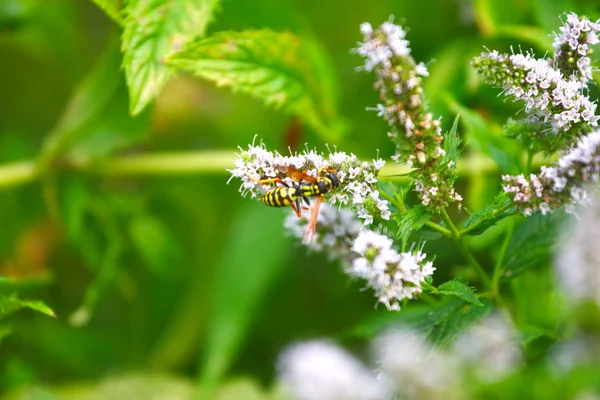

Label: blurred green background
[1,0,600,398]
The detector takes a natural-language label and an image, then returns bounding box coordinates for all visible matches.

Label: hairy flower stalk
[286,204,435,311]
[503,130,600,215]
[228,142,390,225]
[355,21,462,210]
[552,13,600,84]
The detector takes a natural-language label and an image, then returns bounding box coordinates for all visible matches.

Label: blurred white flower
[451,312,523,382]
[277,340,388,400]
[555,192,600,306]
[372,329,462,400]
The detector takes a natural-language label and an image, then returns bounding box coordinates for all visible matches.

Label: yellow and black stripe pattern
[261,186,299,208]
[258,167,340,217]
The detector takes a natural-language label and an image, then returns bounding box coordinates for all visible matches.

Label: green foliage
[427,299,492,348]
[200,203,292,386]
[90,0,123,25]
[501,213,566,280]
[1,0,600,397]
[436,280,483,306]
[442,115,462,167]
[462,192,517,236]
[121,0,220,115]
[167,29,341,140]
[448,99,523,174]
[394,204,433,248]
[0,294,55,318]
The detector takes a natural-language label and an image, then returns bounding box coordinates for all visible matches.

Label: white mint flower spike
[502,129,600,215]
[277,340,388,400]
[229,141,390,225]
[553,13,600,83]
[349,230,435,311]
[356,19,461,211]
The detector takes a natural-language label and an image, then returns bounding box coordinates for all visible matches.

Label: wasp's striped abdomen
[261,187,298,208]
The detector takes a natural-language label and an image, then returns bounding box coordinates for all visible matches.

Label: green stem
[492,219,514,297]
[93,151,234,176]
[441,208,493,291]
[0,151,235,190]
[0,161,39,187]
[524,150,534,176]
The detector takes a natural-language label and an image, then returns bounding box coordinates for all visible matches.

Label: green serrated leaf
[91,0,123,25]
[167,29,340,140]
[501,213,567,280]
[427,299,492,348]
[437,280,483,306]
[462,191,516,236]
[443,115,461,165]
[122,0,220,115]
[394,205,433,247]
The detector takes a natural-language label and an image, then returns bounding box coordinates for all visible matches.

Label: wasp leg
[289,200,303,218]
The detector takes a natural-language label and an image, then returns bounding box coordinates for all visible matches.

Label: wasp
[256,166,340,243]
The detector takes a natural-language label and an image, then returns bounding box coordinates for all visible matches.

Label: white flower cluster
[553,13,600,82]
[503,130,600,215]
[349,230,435,311]
[284,202,362,261]
[476,51,599,133]
[228,142,390,225]
[277,340,387,400]
[356,21,411,72]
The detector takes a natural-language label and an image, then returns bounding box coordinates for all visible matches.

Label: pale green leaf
[90,0,123,25]
[0,324,11,344]
[437,280,483,306]
[200,203,291,385]
[128,214,180,276]
[19,300,56,317]
[122,0,220,115]
[443,115,461,166]
[167,30,340,140]
[0,294,56,318]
